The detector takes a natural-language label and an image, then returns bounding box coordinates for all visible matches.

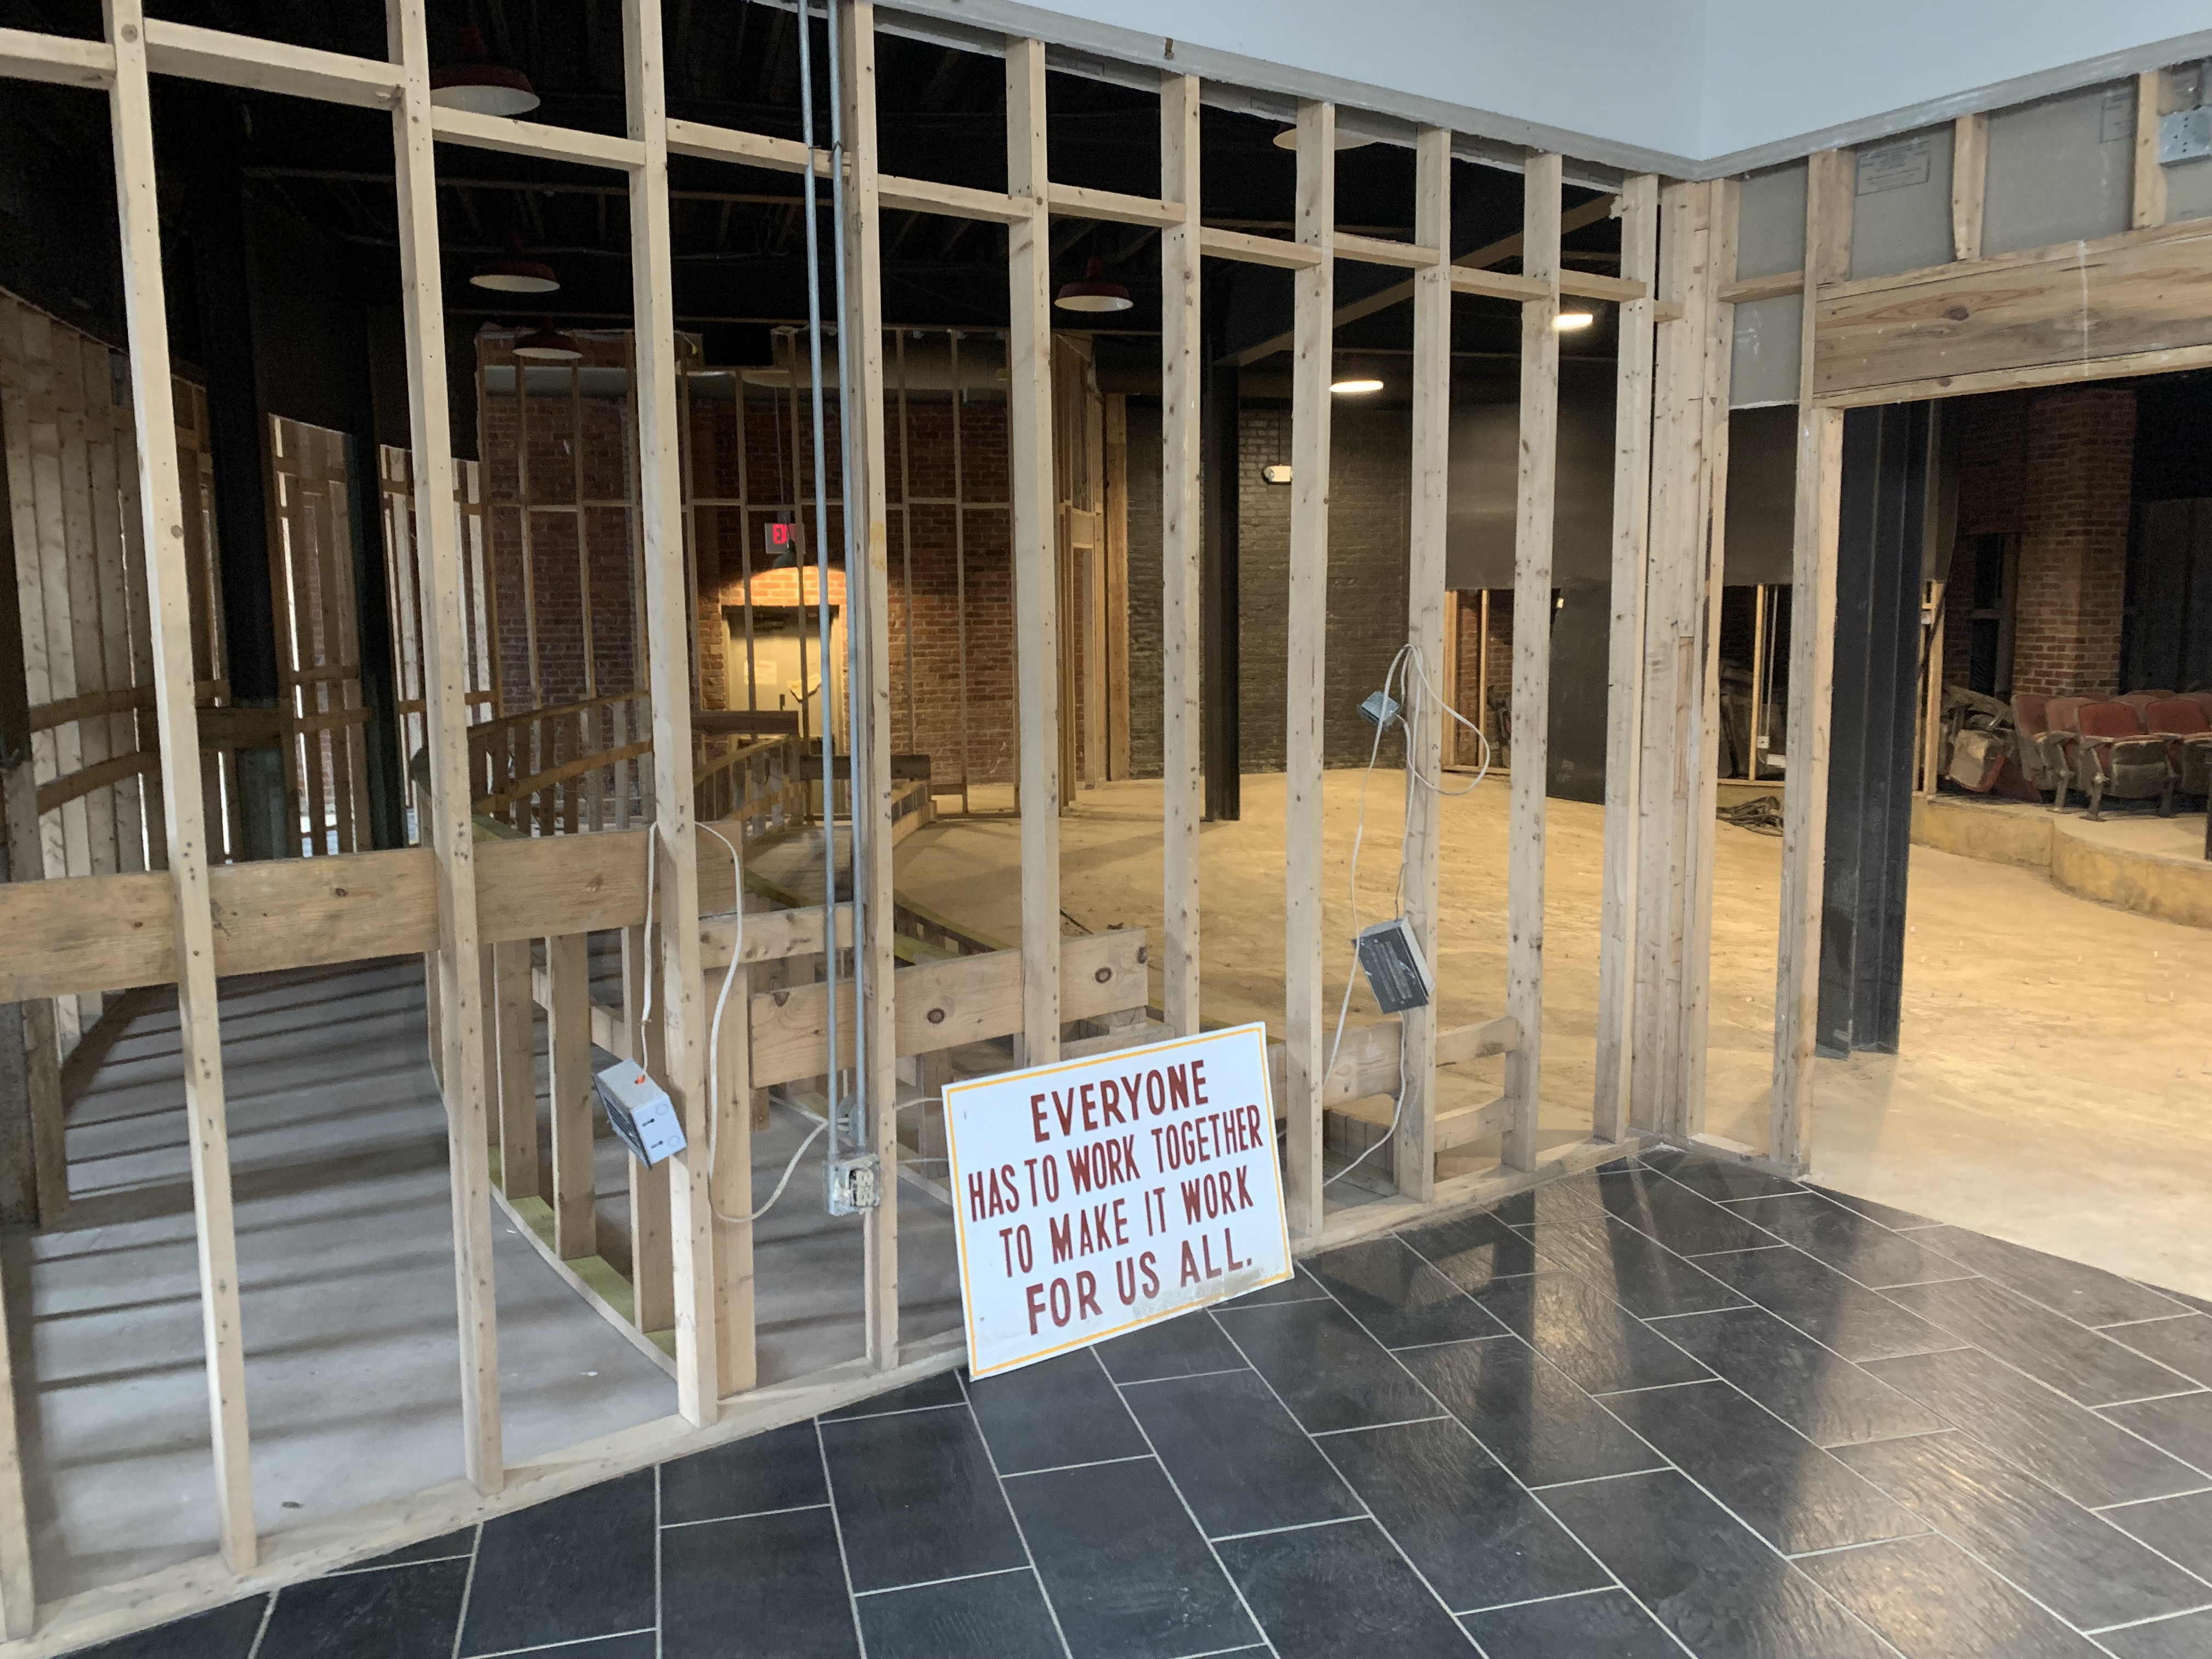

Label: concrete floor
[13,952,970,1606]
[898,774,2212,1302]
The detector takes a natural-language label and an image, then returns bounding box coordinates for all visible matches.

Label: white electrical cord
[1322,642,1492,1188]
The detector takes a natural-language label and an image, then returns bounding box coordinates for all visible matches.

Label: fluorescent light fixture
[1330,377,1385,394]
[1554,309,1596,331]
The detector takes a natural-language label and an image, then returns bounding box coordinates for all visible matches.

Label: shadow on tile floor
[67,1148,2212,1658]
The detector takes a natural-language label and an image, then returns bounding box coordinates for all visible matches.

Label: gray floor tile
[2109,1315,2212,1389]
[819,1407,1030,1593]
[1719,1193,1970,1288]
[661,1505,856,1659]
[1882,1276,2198,1407]
[962,1349,1151,1475]
[461,1469,656,1654]
[1835,1430,2212,1631]
[660,1420,827,1525]
[2098,1610,2212,1659]
[1006,1459,1256,1659]
[1538,1469,1895,1658]
[855,1570,1062,1659]
[1212,1297,1443,1431]
[1318,1417,1608,1613]
[1799,1532,2104,1658]
[1651,1153,1805,1203]
[1216,1518,1474,1659]
[1511,1214,1750,1318]
[1803,1185,1940,1230]
[1093,1308,1249,1383]
[2100,1390,2212,1474]
[1865,1346,2207,1507]
[270,1562,469,1659]
[1118,1366,1363,1538]
[1460,1589,1680,1658]
[1400,1209,1554,1291]
[1907,1227,2193,1327]
[1304,1236,1504,1347]
[1691,1244,1967,1362]
[1652,1305,1948,1446]
[2103,1488,2212,1581]
[1595,1169,1782,1255]
[1463,1270,1712,1393]
[1596,1380,1922,1555]
[1398,1335,1667,1487]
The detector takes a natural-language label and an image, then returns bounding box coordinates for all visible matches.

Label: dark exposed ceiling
[1,0,1628,376]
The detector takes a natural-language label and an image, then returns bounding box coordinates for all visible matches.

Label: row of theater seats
[2012,691,2212,820]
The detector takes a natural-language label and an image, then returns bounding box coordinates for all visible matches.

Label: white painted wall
[1701,1,2212,160]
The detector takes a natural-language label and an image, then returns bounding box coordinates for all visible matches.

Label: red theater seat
[2066,700,2176,820]
[2146,698,2212,796]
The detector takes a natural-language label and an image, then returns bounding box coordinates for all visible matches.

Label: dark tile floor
[74,1148,2212,1658]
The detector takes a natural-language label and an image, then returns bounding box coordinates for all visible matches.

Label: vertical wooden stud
[1504,151,1562,1173]
[1594,173,1659,1144]
[1771,150,1851,1171]
[838,0,899,1372]
[492,938,540,1198]
[624,0,715,1420]
[546,932,596,1260]
[1395,125,1452,1201]
[1284,98,1335,1238]
[2134,70,2168,232]
[1160,70,1202,1039]
[105,0,262,1560]
[1007,37,1060,1063]
[1951,114,1988,262]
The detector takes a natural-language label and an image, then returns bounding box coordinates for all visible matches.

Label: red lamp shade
[1054,257,1132,314]
[431,25,540,117]
[470,234,559,295]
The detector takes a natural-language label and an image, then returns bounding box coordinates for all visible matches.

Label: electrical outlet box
[594,1060,687,1166]
[827,1153,881,1215]
[1355,916,1435,1014]
[2162,106,2212,165]
[1358,689,1402,730]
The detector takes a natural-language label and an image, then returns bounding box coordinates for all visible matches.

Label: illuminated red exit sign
[764,519,797,556]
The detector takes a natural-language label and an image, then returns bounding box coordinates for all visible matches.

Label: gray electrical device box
[827,1152,881,1215]
[1358,689,1402,730]
[2162,106,2212,165]
[1355,916,1434,1014]
[594,1060,688,1166]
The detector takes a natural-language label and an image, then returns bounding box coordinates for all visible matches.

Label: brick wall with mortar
[1945,387,2136,698]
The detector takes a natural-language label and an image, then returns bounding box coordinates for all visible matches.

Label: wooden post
[624,0,716,1421]
[1283,99,1335,1239]
[1951,114,1988,262]
[1772,150,1851,1172]
[391,0,503,1495]
[1678,178,1736,1138]
[1394,125,1451,1201]
[1922,583,1946,797]
[546,932,596,1260]
[710,903,755,1394]
[1160,70,1202,1039]
[1103,393,1130,781]
[105,0,261,1562]
[838,1,899,1372]
[1503,152,1562,1173]
[2134,70,2168,233]
[1007,37,1060,1064]
[1593,173,1658,1144]
[492,939,540,1198]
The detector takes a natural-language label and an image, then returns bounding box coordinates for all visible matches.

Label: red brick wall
[2012,389,2135,697]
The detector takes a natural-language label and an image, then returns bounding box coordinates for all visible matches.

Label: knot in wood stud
[1944,306,1969,321]
[927,1007,945,1024]
[1094,966,1111,983]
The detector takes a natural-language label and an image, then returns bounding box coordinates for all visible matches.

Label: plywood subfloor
[898,774,2212,1299]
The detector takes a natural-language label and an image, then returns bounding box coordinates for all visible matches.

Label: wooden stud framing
[1503,152,1562,1173]
[1282,98,1335,1240]
[838,1,900,1372]
[1951,113,1988,262]
[545,931,596,1260]
[492,938,540,1198]
[1159,70,1201,1039]
[1771,149,1852,1171]
[391,0,504,1494]
[1593,173,1659,1145]
[104,0,260,1567]
[2133,70,2168,233]
[1006,37,1060,1064]
[624,0,716,1422]
[1393,126,1452,1204]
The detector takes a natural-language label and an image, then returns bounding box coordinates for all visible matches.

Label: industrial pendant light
[1054,257,1133,314]
[470,234,560,294]
[431,24,540,117]
[1271,126,1376,152]
[512,326,582,362]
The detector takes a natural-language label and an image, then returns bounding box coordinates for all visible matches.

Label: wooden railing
[692,733,803,836]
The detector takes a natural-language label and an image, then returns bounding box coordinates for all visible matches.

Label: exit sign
[764,519,797,556]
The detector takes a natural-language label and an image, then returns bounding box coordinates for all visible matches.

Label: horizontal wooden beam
[1814,218,2212,403]
[1333,231,1440,270]
[1448,266,1550,302]
[1047,182,1183,228]
[1719,269,1803,304]
[1266,1012,1519,1112]
[1199,225,1324,269]
[699,902,853,967]
[36,752,156,817]
[879,175,1026,223]
[0,25,113,86]
[431,106,646,170]
[747,927,1147,1088]
[143,19,400,107]
[1434,1094,1510,1150]
[1558,269,1646,302]
[665,117,822,175]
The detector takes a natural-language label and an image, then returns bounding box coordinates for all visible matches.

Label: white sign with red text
[943,1022,1291,1378]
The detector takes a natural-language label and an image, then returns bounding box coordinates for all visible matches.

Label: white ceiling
[891,0,2212,175]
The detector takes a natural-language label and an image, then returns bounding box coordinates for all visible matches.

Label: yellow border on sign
[941,1020,1294,1378]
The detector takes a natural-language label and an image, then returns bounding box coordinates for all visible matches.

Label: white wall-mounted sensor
[1261,464,1293,485]
[594,1060,687,1165]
